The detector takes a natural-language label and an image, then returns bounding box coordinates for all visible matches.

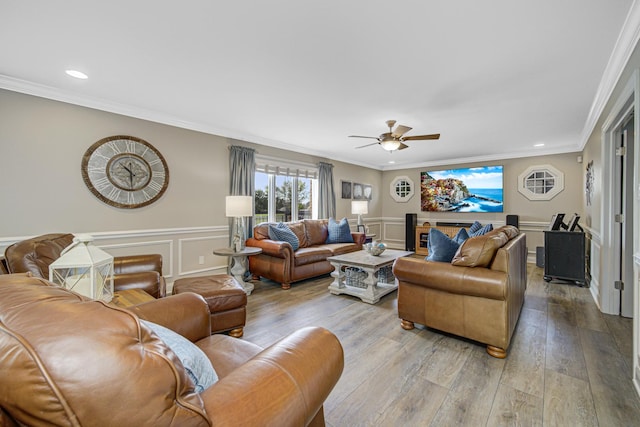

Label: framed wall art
[341,180,352,199]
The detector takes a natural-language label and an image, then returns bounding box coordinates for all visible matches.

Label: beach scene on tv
[420,166,504,212]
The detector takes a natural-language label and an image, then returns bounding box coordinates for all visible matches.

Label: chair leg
[486,345,507,358]
[281,282,291,290]
[400,319,415,330]
[228,327,243,338]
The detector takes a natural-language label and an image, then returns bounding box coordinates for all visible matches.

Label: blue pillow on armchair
[427,228,465,263]
[326,218,354,244]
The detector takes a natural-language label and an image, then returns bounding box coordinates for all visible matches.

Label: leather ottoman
[172,274,247,337]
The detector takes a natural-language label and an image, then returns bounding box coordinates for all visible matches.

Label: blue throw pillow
[453,227,470,245]
[426,228,462,263]
[326,217,354,244]
[470,223,493,237]
[268,222,300,250]
[141,320,218,393]
[469,221,483,234]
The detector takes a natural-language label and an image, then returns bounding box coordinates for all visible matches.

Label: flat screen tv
[420,166,503,212]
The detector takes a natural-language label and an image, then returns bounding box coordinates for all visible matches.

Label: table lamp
[351,200,368,228]
[226,195,253,252]
[49,234,114,302]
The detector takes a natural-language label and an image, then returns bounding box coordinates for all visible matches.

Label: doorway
[614,110,635,317]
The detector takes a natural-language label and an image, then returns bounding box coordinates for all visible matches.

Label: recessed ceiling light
[388,160,395,164]
[534,143,545,147]
[65,69,88,79]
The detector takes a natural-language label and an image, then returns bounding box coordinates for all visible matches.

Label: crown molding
[580,0,640,149]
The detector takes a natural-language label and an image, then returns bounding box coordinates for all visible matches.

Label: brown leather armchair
[0,274,344,426]
[3,233,166,298]
[393,226,527,358]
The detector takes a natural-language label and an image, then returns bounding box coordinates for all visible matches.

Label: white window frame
[517,164,564,200]
[255,155,319,222]
[390,175,415,202]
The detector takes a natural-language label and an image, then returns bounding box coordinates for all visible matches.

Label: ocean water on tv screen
[458,188,503,213]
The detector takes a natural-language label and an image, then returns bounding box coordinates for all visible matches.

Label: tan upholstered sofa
[246,219,365,289]
[0,274,343,426]
[393,225,526,358]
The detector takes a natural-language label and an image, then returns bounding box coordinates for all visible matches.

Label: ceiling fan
[349,120,440,152]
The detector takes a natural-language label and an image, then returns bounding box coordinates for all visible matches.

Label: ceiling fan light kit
[350,120,440,152]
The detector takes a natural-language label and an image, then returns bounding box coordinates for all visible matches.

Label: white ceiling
[1,1,636,170]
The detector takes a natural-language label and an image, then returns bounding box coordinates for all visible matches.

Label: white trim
[580,2,640,150]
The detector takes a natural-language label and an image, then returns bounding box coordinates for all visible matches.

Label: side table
[110,289,155,308]
[212,247,262,295]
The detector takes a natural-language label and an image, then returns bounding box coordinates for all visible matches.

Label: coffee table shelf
[327,249,413,304]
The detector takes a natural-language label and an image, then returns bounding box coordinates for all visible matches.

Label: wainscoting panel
[179,235,229,276]
[0,226,230,287]
[382,220,406,249]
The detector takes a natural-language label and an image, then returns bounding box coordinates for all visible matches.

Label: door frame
[600,69,639,315]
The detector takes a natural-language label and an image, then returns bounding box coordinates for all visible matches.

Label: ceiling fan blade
[392,125,412,138]
[355,142,380,149]
[397,143,410,150]
[349,135,379,139]
[401,133,440,141]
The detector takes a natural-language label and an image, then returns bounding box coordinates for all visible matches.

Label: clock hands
[122,162,136,190]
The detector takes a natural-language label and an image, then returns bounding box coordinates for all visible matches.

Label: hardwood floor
[242,265,640,426]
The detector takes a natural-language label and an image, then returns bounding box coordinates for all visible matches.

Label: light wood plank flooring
[242,265,640,426]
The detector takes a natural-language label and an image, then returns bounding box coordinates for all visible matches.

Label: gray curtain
[318,161,336,219]
[229,146,256,240]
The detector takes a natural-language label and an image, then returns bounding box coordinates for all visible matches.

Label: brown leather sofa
[246,219,365,289]
[3,233,166,298]
[393,225,526,358]
[0,274,344,426]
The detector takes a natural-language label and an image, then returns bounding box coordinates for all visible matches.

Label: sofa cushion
[304,219,328,246]
[470,223,493,237]
[469,221,483,234]
[451,232,508,268]
[268,223,300,251]
[141,320,218,392]
[294,246,333,266]
[287,221,309,248]
[426,228,462,263]
[453,227,470,244]
[326,218,354,244]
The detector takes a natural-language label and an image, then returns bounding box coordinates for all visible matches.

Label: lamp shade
[225,196,253,217]
[351,200,369,215]
[48,234,114,302]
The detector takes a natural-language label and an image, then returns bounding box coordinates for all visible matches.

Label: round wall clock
[81,135,169,209]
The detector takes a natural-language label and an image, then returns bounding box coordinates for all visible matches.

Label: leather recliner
[3,233,166,298]
[0,274,344,426]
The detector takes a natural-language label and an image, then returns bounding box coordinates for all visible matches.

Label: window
[518,165,564,200]
[390,175,414,202]
[254,155,318,223]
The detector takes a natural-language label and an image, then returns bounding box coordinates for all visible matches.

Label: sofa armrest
[393,257,508,300]
[127,292,211,342]
[351,232,366,245]
[202,326,343,427]
[246,237,294,259]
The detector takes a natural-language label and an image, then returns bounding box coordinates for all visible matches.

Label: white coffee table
[327,249,413,304]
